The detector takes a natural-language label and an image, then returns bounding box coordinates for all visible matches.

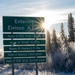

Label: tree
[59,23,69,52]
[46,30,51,54]
[52,29,57,42]
[60,23,66,41]
[51,29,58,51]
[68,13,74,42]
[59,23,74,72]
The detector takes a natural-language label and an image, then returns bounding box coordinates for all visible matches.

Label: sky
[0,0,75,53]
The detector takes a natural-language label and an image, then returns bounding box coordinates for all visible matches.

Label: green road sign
[3,34,45,38]
[4,58,46,63]
[4,52,46,57]
[3,17,44,32]
[4,46,45,51]
[3,16,46,64]
[3,40,45,45]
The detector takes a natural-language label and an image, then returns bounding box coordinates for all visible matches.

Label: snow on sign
[4,58,46,63]
[3,34,45,38]
[4,52,46,57]
[3,16,46,64]
[3,40,45,45]
[4,46,45,51]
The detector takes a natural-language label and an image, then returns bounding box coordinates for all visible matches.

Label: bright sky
[0,0,75,52]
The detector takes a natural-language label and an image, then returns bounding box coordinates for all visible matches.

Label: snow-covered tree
[46,30,51,54]
[68,13,74,42]
[51,29,58,52]
[60,23,66,41]
[59,23,69,61]
[59,23,74,72]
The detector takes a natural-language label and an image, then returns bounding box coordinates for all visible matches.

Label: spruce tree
[60,23,66,41]
[59,23,71,71]
[68,13,74,42]
[51,29,58,51]
[52,29,57,42]
[46,30,51,54]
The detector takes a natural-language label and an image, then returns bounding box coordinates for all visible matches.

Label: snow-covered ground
[0,64,75,75]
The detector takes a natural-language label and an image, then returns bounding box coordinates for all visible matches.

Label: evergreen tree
[46,30,51,54]
[68,13,74,42]
[51,29,58,51]
[60,23,66,41]
[52,29,57,42]
[59,23,74,72]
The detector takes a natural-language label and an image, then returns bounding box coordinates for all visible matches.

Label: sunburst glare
[28,17,45,33]
[30,10,67,31]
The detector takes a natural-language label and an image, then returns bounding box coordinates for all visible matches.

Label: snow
[0,64,75,75]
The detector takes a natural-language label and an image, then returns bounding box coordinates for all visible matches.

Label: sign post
[11,32,14,75]
[35,32,38,75]
[3,16,46,75]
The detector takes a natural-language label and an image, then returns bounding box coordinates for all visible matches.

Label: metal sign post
[35,32,38,75]
[36,63,38,75]
[11,32,14,75]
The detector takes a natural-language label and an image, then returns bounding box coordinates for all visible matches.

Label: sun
[42,22,50,30]
[30,10,56,29]
[30,10,65,30]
